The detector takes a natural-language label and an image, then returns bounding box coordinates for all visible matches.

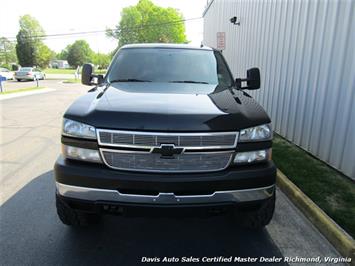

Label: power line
[4,17,202,41]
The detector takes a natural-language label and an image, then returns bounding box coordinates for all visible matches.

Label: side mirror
[81,63,94,85]
[235,67,261,90]
[246,68,260,90]
[91,75,104,85]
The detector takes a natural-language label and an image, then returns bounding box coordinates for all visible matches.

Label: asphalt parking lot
[0,80,346,265]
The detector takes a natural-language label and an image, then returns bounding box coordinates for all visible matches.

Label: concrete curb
[276,169,355,262]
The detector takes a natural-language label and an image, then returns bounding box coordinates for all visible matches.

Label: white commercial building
[203,0,355,179]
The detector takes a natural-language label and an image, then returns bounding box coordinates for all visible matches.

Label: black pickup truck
[54,44,276,228]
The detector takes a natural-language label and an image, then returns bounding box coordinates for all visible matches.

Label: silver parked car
[14,67,46,81]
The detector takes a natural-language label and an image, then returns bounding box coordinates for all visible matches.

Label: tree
[57,44,71,60]
[16,15,44,66]
[67,40,93,67]
[15,15,54,68]
[37,43,55,68]
[92,52,110,69]
[16,29,36,66]
[0,37,17,68]
[107,0,187,47]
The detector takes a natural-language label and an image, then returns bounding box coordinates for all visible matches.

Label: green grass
[95,69,107,75]
[44,68,75,74]
[0,86,45,94]
[44,68,107,75]
[63,79,80,84]
[272,134,355,238]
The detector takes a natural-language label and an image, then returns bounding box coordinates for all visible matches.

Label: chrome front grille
[97,129,238,173]
[100,149,234,173]
[97,129,238,149]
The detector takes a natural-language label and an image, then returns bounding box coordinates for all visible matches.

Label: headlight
[62,118,96,139]
[239,123,272,142]
[233,149,271,164]
[62,145,102,163]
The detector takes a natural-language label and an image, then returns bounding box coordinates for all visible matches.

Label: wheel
[16,79,21,82]
[233,193,275,229]
[56,194,101,227]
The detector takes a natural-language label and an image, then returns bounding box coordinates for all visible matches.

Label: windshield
[20,67,32,72]
[107,48,234,86]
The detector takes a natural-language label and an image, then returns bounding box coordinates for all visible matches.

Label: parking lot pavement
[0,80,87,203]
[1,171,288,266]
[0,81,346,265]
[1,79,45,92]
[46,73,76,80]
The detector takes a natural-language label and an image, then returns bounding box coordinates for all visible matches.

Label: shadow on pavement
[0,171,286,265]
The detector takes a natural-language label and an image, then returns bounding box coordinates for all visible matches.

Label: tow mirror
[82,63,104,86]
[81,63,94,85]
[246,68,260,90]
[235,67,261,90]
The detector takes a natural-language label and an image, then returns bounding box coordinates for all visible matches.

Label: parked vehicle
[54,44,276,228]
[14,67,45,81]
[0,67,14,80]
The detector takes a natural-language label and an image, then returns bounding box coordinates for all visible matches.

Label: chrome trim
[96,129,239,150]
[149,144,185,153]
[56,182,275,204]
[99,148,234,173]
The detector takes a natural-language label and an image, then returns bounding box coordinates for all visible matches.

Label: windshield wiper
[109,78,152,83]
[168,80,209,84]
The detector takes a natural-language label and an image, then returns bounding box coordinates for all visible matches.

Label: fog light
[234,149,271,164]
[62,145,102,163]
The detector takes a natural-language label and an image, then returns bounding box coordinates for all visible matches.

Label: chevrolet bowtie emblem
[152,144,184,158]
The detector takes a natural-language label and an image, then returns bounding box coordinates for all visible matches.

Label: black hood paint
[64,82,270,132]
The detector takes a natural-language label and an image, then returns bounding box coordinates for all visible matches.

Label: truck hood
[65,82,270,132]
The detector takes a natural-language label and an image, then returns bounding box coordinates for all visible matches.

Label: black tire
[16,79,21,82]
[234,193,275,229]
[56,194,101,227]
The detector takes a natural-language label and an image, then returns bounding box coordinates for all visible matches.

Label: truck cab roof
[120,43,213,51]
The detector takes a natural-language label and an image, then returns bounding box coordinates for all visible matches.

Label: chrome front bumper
[56,182,275,205]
